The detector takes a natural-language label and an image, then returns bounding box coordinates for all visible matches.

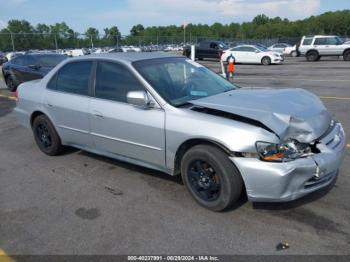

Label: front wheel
[306,51,319,62]
[261,56,271,65]
[343,50,350,61]
[6,75,17,92]
[32,115,64,156]
[291,51,297,57]
[181,145,243,211]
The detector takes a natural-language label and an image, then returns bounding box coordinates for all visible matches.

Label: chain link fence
[1,32,349,52]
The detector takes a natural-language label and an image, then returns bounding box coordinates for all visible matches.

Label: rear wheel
[32,115,64,156]
[261,56,271,65]
[343,50,350,61]
[6,75,17,92]
[181,145,243,211]
[306,51,319,62]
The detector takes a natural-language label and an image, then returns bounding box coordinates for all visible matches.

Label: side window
[314,38,327,45]
[240,46,255,52]
[55,61,92,95]
[326,37,338,45]
[210,43,218,49]
[246,47,256,52]
[95,61,144,103]
[232,47,242,51]
[12,56,25,66]
[302,38,313,45]
[23,56,37,66]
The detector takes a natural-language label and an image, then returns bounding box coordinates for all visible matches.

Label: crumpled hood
[190,88,332,143]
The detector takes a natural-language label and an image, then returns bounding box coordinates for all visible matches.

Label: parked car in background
[5,51,25,61]
[0,52,8,65]
[221,45,284,65]
[66,49,89,57]
[108,47,123,53]
[298,35,350,61]
[183,41,229,60]
[2,53,67,91]
[283,45,299,57]
[268,43,291,53]
[15,53,345,211]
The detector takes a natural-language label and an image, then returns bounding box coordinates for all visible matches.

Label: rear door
[20,56,43,82]
[313,37,329,55]
[243,46,260,63]
[45,61,93,148]
[90,61,166,168]
[230,46,245,62]
[326,37,343,55]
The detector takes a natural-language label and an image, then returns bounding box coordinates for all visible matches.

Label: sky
[0,0,349,35]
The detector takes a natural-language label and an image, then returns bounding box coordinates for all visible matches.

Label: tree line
[1,10,349,51]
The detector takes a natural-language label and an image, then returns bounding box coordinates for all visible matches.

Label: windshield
[133,57,237,106]
[36,55,67,67]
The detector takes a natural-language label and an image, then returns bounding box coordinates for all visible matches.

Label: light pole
[90,35,94,49]
[183,22,186,44]
[8,30,15,51]
[54,34,58,51]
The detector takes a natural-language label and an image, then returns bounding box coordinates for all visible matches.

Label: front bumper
[230,122,346,202]
[272,56,284,63]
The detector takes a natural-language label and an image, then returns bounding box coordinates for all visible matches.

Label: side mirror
[255,50,260,53]
[127,91,154,108]
[29,64,41,70]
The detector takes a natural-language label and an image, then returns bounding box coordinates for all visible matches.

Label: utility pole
[54,34,58,51]
[183,25,186,44]
[90,35,94,49]
[9,31,15,51]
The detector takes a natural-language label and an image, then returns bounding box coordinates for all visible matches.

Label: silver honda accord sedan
[15,52,346,211]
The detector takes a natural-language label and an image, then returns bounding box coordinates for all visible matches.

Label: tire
[6,75,17,92]
[343,50,350,61]
[261,56,271,65]
[291,51,297,57]
[181,144,243,211]
[32,115,64,156]
[306,51,319,62]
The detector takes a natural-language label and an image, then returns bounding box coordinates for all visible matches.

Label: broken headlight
[256,140,312,162]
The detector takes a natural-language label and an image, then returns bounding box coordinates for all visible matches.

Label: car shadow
[252,175,338,211]
[66,148,337,212]
[77,150,183,185]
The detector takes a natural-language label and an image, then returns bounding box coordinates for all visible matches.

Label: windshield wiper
[175,102,193,108]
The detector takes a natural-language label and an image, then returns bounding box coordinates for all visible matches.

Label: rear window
[302,38,313,45]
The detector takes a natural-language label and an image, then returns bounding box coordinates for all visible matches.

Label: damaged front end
[232,120,346,202]
[189,88,346,202]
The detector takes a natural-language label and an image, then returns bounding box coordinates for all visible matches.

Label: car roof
[26,53,64,56]
[72,52,181,63]
[232,45,257,48]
